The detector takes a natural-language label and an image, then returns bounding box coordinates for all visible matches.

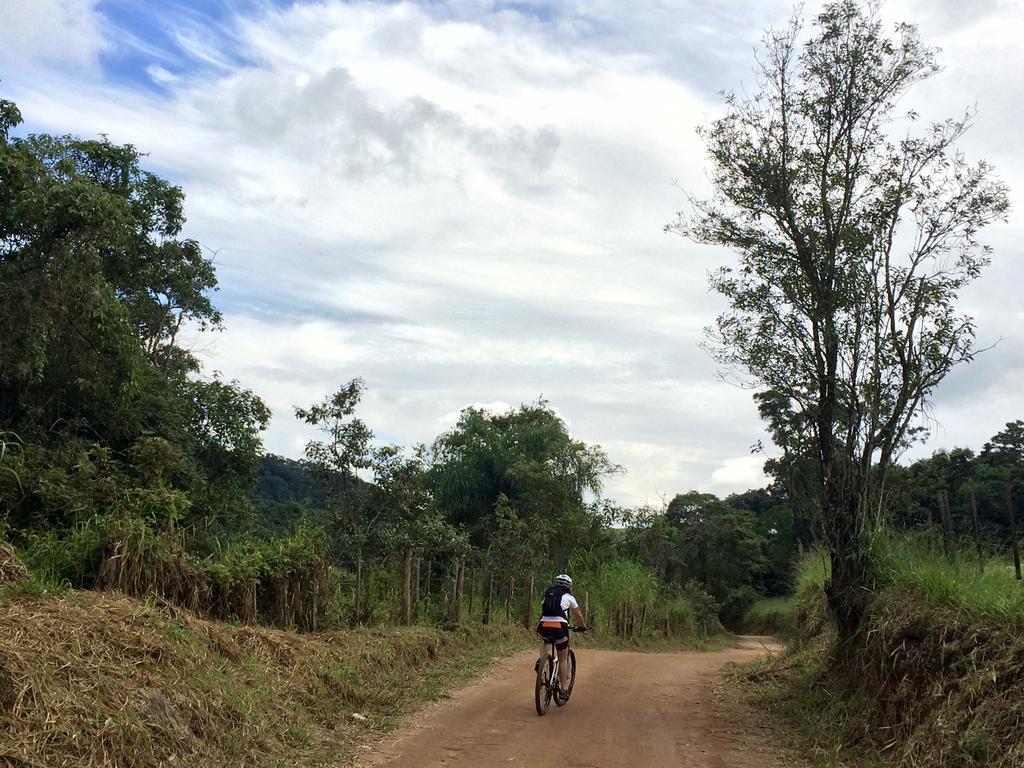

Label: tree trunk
[522,575,534,629]
[482,572,493,625]
[354,553,364,625]
[1006,484,1021,582]
[824,490,870,642]
[970,488,983,567]
[401,545,413,626]
[413,557,421,619]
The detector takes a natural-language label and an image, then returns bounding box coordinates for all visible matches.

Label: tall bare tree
[668,1,1009,637]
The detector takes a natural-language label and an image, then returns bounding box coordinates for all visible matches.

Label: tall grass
[575,558,720,639]
[794,548,830,597]
[17,515,337,630]
[869,530,1024,623]
[752,534,1024,630]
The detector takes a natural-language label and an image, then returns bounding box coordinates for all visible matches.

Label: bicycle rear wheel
[535,656,554,715]
[554,649,576,706]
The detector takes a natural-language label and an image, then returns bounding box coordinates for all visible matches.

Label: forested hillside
[0,96,803,638]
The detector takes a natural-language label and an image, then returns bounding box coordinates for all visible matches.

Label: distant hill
[248,454,331,537]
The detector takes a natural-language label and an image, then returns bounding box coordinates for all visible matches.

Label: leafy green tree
[668,2,1009,636]
[295,379,375,619]
[429,402,619,572]
[0,101,221,441]
[665,491,766,601]
[977,421,1024,530]
[370,443,458,624]
[0,99,269,538]
[182,377,271,526]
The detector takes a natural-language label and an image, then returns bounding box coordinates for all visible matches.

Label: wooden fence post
[448,560,464,625]
[939,489,953,555]
[401,545,413,626]
[482,572,493,625]
[413,557,421,619]
[354,554,364,625]
[506,576,515,622]
[523,575,535,628]
[1006,484,1021,582]
[970,488,983,566]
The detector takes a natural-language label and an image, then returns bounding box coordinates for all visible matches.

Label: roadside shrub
[664,595,697,636]
[868,530,1024,623]
[681,579,721,635]
[719,585,761,630]
[740,596,798,637]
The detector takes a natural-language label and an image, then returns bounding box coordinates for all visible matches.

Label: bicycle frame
[535,624,584,715]
[542,639,561,688]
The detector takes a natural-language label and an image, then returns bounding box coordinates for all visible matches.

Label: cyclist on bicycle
[536,573,588,703]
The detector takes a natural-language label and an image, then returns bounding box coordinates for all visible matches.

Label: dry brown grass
[740,583,1024,768]
[0,543,27,589]
[837,589,1024,767]
[0,588,527,768]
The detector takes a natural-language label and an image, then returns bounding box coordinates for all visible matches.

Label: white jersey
[540,592,579,624]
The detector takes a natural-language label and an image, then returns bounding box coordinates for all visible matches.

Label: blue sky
[94,0,260,91]
[2,0,1022,503]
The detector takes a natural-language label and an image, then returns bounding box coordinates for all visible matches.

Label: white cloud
[147,65,178,85]
[3,0,1021,505]
[0,0,108,74]
[711,456,770,494]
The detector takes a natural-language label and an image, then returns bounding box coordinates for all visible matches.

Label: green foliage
[665,491,766,600]
[719,585,762,630]
[794,549,830,598]
[1,97,269,541]
[679,579,721,635]
[740,595,799,637]
[868,531,1024,623]
[430,401,619,572]
[669,1,1010,637]
[882,421,1024,550]
[0,100,222,434]
[0,97,802,638]
[575,558,719,639]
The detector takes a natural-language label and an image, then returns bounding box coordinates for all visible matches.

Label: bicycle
[535,625,587,715]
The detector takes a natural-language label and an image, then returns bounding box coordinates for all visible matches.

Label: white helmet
[554,573,572,589]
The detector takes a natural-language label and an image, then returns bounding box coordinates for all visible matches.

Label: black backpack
[540,585,569,619]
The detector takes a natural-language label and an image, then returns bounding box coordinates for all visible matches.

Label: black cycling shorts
[536,620,570,650]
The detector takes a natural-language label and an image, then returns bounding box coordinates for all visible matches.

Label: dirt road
[359,636,797,768]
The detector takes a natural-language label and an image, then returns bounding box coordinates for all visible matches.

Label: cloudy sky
[2,0,1021,505]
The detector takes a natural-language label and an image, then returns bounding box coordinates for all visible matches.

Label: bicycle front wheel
[535,657,554,715]
[554,649,576,706]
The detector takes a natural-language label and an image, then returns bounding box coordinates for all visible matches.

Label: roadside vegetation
[740,528,1024,768]
[0,88,785,765]
[0,553,528,768]
[0,93,793,648]
[677,2,1020,763]
[2,0,1020,764]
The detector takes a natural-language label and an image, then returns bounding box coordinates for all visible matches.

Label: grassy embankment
[0,542,730,768]
[0,542,531,768]
[738,534,1024,767]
